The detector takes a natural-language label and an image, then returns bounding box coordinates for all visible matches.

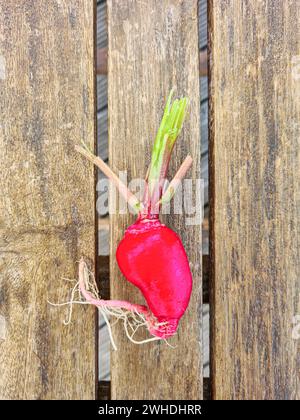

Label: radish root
[48,258,172,350]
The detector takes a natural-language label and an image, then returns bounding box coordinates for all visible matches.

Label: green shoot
[146,89,189,208]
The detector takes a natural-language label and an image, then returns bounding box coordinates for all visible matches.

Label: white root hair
[48,259,174,350]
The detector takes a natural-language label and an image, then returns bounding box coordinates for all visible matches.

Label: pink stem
[158,155,193,205]
[78,259,151,318]
[78,260,174,339]
[76,145,143,213]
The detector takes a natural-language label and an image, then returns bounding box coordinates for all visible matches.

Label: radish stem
[75,145,143,213]
[78,258,150,316]
[158,155,193,205]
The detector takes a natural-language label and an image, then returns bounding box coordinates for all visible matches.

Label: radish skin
[116,217,192,338]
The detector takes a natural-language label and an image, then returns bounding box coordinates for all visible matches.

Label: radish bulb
[116,220,192,338]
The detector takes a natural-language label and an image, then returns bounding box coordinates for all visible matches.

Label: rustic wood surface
[96,0,209,205]
[97,256,210,381]
[0,0,96,399]
[209,0,300,399]
[97,47,208,76]
[108,0,202,399]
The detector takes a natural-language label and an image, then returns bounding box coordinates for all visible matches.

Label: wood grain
[209,0,300,400]
[96,47,208,76]
[96,1,209,207]
[0,0,96,399]
[108,0,202,400]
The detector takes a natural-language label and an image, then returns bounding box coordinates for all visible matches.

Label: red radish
[116,89,192,338]
[73,90,193,344]
[116,218,192,338]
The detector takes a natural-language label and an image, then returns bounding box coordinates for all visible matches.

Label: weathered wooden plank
[99,0,207,51]
[98,304,211,384]
[96,0,207,76]
[96,1,208,108]
[96,46,208,79]
[108,0,202,399]
[96,47,208,77]
[0,0,96,399]
[98,0,207,190]
[98,338,211,400]
[209,0,300,400]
